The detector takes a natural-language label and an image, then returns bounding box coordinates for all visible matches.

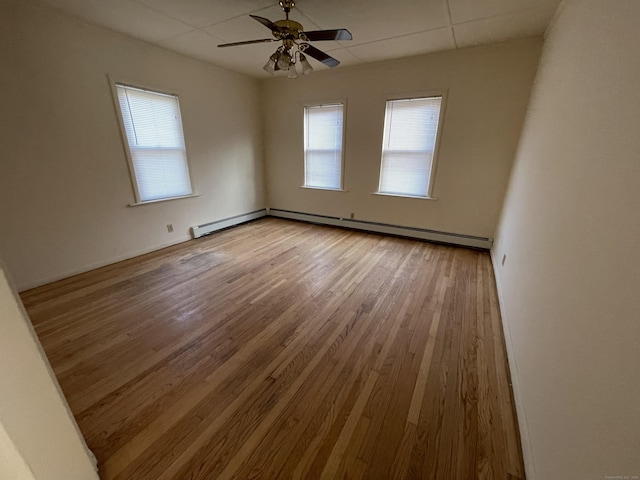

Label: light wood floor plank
[21,218,524,480]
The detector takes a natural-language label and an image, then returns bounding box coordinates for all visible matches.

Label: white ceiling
[39,0,561,77]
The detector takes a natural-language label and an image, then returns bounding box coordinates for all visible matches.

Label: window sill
[371,192,437,201]
[128,193,200,207]
[300,186,348,192]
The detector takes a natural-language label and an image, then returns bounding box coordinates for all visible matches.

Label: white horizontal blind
[378,96,442,197]
[116,84,192,202]
[304,103,344,190]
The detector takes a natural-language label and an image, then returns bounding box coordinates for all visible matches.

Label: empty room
[1,0,639,479]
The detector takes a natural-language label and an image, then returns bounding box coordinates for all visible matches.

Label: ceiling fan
[217,0,352,78]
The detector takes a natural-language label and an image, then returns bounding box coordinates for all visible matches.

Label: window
[378,96,443,198]
[303,103,345,190]
[114,83,193,203]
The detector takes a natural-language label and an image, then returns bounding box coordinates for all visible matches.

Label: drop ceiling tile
[314,48,363,68]
[448,0,562,24]
[160,29,275,72]
[453,5,557,48]
[37,0,561,77]
[322,40,355,53]
[231,64,270,78]
[42,0,193,42]
[299,0,449,46]
[347,28,455,63]
[134,0,274,29]
[336,49,364,67]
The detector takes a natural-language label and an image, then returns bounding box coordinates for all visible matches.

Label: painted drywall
[0,422,36,480]
[492,1,640,478]
[0,262,98,480]
[262,38,542,239]
[0,0,265,291]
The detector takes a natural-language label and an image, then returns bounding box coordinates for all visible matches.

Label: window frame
[302,100,347,192]
[109,76,196,205]
[376,91,447,200]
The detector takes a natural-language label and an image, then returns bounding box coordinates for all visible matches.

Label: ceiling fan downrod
[279,0,295,19]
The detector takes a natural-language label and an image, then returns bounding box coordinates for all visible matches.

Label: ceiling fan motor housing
[274,19,304,42]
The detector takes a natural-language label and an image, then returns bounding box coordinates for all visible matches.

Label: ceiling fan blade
[301,44,340,68]
[303,29,353,41]
[250,15,281,33]
[218,38,276,48]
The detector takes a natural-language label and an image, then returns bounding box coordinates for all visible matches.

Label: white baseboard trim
[268,208,493,249]
[191,209,267,238]
[19,209,269,292]
[489,250,536,480]
[20,207,489,290]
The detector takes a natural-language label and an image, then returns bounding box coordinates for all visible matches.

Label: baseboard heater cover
[191,209,267,238]
[268,209,493,249]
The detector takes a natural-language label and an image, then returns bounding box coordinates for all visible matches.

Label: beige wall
[0,0,265,291]
[0,422,36,480]
[0,263,98,480]
[262,39,542,239]
[492,1,640,478]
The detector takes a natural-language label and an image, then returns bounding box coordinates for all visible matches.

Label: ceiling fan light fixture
[299,53,313,75]
[287,63,298,79]
[276,49,292,70]
[263,51,278,74]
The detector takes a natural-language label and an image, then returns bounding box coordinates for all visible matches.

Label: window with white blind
[304,103,345,190]
[114,83,193,203]
[378,96,443,198]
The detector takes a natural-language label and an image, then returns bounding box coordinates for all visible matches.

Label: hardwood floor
[21,218,524,479]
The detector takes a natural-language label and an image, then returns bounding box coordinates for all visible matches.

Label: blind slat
[379,97,442,197]
[116,84,192,202]
[304,104,344,190]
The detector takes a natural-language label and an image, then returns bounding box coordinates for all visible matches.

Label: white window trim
[108,75,196,205]
[128,193,201,207]
[299,186,348,192]
[376,90,447,199]
[302,99,347,191]
[371,192,437,200]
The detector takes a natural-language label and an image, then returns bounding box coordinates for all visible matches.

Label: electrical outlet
[350,212,355,219]
[501,254,507,266]
[167,224,174,233]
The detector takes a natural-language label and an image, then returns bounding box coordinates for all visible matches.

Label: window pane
[116,84,192,202]
[305,150,342,189]
[304,104,344,190]
[131,148,192,201]
[379,152,432,197]
[379,97,442,197]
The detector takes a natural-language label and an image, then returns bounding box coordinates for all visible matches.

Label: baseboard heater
[191,209,267,238]
[268,208,493,250]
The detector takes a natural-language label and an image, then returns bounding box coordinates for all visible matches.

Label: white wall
[262,39,542,239]
[0,0,265,291]
[492,1,640,478]
[0,262,98,480]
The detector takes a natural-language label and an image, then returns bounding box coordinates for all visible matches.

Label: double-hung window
[378,96,443,198]
[114,83,193,203]
[303,103,345,190]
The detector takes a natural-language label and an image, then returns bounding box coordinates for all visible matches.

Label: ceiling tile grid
[347,28,456,63]
[34,0,562,77]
